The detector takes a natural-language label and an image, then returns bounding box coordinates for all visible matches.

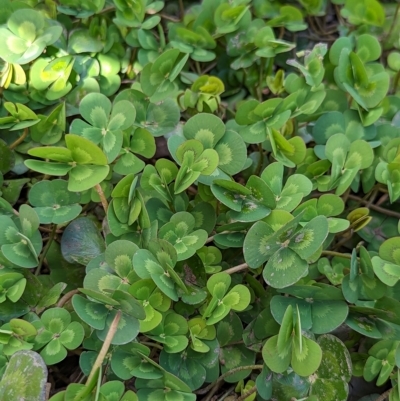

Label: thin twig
[187,186,197,195]
[342,188,351,204]
[376,389,392,401]
[45,383,51,401]
[86,310,121,384]
[195,365,264,395]
[254,143,264,176]
[202,62,217,75]
[9,128,29,150]
[314,15,326,34]
[57,289,79,307]
[195,61,202,75]
[36,224,57,276]
[95,183,108,213]
[125,47,137,77]
[307,16,323,36]
[392,70,400,94]
[385,2,400,43]
[50,365,71,384]
[97,5,115,15]
[39,226,63,234]
[376,194,389,206]
[206,230,230,244]
[321,250,353,260]
[160,13,180,22]
[237,386,257,401]
[334,3,346,26]
[366,189,379,208]
[140,341,164,350]
[298,34,336,42]
[205,235,215,244]
[224,263,249,275]
[215,385,236,401]
[201,381,223,401]
[258,58,266,101]
[226,340,244,347]
[347,194,400,219]
[179,0,185,20]
[332,233,354,252]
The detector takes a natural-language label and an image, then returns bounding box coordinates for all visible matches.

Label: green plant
[1,0,400,400]
[0,350,47,400]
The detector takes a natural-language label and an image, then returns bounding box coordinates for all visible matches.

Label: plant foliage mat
[1,0,400,400]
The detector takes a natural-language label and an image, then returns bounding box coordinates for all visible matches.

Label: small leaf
[291,335,322,376]
[262,335,291,373]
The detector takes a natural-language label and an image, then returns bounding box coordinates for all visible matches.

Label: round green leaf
[40,338,67,365]
[291,335,322,377]
[97,310,139,345]
[372,256,400,287]
[61,217,105,265]
[215,130,247,175]
[379,237,400,265]
[41,307,71,333]
[263,248,309,289]
[0,350,47,400]
[262,335,291,373]
[183,113,225,148]
[159,350,206,391]
[289,216,329,260]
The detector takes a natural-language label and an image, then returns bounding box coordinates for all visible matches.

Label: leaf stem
[125,48,138,76]
[86,310,121,384]
[258,58,266,101]
[392,69,400,94]
[9,128,29,150]
[167,200,176,213]
[195,60,202,75]
[224,263,249,275]
[254,143,264,176]
[36,224,57,276]
[195,365,263,395]
[95,184,108,213]
[94,368,102,399]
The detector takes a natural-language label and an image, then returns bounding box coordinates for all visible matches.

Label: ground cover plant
[1,0,400,400]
